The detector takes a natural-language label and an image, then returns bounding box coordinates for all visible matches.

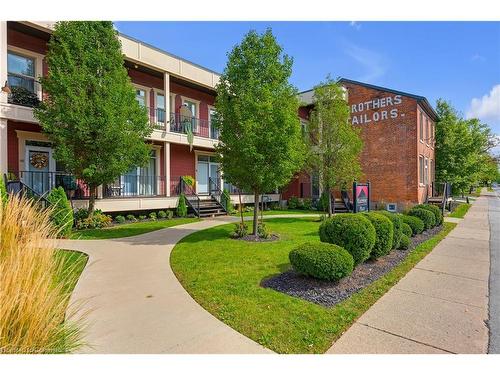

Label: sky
[115,21,500,142]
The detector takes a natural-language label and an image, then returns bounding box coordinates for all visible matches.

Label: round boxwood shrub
[319,213,376,265]
[401,215,424,235]
[378,211,403,249]
[362,212,394,259]
[408,207,435,230]
[289,242,354,281]
[114,215,126,224]
[158,210,167,219]
[399,234,411,250]
[401,222,413,238]
[414,204,443,225]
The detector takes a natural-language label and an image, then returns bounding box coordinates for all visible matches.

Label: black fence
[104,175,166,198]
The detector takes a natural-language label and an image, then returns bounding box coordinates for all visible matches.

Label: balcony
[169,112,219,140]
[7,79,41,108]
[18,171,92,199]
[149,107,167,131]
[104,175,166,198]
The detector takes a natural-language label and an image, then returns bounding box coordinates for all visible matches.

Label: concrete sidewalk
[328,197,490,354]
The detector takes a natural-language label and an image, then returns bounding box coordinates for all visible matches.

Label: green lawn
[54,249,88,295]
[171,218,455,354]
[234,209,321,217]
[70,218,200,240]
[449,203,472,218]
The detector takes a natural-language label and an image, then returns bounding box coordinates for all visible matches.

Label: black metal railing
[104,175,165,198]
[210,121,219,140]
[176,177,200,217]
[341,190,353,212]
[209,177,227,212]
[149,107,167,130]
[7,80,41,108]
[170,112,210,138]
[18,171,91,199]
[4,174,50,209]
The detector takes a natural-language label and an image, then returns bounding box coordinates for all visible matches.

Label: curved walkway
[59,214,318,354]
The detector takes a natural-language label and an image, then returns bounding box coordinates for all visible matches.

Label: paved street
[328,196,491,354]
[488,186,500,353]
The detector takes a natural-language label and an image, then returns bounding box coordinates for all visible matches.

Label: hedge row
[291,204,443,281]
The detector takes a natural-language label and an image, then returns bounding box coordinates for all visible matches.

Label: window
[430,159,434,183]
[424,158,429,185]
[183,100,197,117]
[419,112,423,141]
[209,108,219,139]
[426,117,430,144]
[8,51,36,92]
[156,93,165,124]
[300,120,308,138]
[135,89,146,107]
[419,155,424,185]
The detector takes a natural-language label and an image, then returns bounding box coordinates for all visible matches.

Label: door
[197,158,209,194]
[25,145,55,195]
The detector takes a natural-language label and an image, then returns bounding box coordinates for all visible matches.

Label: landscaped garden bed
[171,215,455,354]
[262,225,442,307]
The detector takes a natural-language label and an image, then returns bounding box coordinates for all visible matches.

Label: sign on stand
[353,181,370,213]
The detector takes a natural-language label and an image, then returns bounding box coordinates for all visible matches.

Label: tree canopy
[306,77,363,216]
[35,21,152,212]
[435,99,498,194]
[214,29,305,235]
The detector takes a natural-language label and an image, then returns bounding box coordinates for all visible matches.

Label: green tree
[435,99,497,195]
[214,29,305,235]
[34,21,152,213]
[306,77,363,216]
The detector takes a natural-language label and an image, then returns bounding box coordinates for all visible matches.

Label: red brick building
[285,78,438,211]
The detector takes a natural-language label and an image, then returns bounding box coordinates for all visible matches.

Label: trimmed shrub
[114,215,126,224]
[363,212,394,259]
[46,187,73,237]
[379,211,403,249]
[289,242,354,281]
[158,210,167,219]
[399,234,411,250]
[126,214,137,222]
[288,196,300,209]
[138,215,147,220]
[414,204,443,225]
[167,210,174,219]
[401,222,413,238]
[401,214,424,235]
[319,213,376,265]
[303,198,312,210]
[75,212,111,230]
[409,207,435,230]
[177,193,188,217]
[149,212,157,221]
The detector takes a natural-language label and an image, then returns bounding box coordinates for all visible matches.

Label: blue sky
[115,21,500,138]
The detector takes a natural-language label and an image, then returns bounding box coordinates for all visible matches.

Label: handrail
[341,190,352,212]
[208,177,227,212]
[179,177,200,217]
[5,174,51,209]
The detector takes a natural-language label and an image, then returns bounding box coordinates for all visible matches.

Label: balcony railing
[104,175,166,198]
[149,107,167,130]
[169,112,212,139]
[18,171,91,199]
[7,82,41,108]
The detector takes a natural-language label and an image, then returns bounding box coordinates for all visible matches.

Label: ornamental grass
[0,195,85,354]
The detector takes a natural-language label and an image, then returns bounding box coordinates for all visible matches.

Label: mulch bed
[262,225,443,308]
[234,234,280,242]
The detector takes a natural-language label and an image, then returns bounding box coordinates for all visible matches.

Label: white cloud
[344,43,388,83]
[349,21,361,30]
[471,53,485,62]
[467,84,500,123]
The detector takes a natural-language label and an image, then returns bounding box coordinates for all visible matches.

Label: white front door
[24,145,56,195]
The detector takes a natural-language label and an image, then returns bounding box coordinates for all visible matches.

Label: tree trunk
[327,186,332,217]
[88,184,97,215]
[253,191,259,235]
[238,191,244,227]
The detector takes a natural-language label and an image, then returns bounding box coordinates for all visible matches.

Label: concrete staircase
[197,197,227,218]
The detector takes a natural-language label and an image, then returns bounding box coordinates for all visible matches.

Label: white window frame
[208,105,218,139]
[424,157,429,185]
[181,96,200,118]
[132,84,150,108]
[7,45,44,101]
[153,88,165,125]
[419,110,424,143]
[419,155,425,186]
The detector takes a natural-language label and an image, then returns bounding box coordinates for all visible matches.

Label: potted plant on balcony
[8,86,40,108]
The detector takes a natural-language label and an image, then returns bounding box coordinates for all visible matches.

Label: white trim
[181,95,200,118]
[132,83,150,108]
[7,45,44,101]
[194,149,217,195]
[153,88,166,126]
[165,142,170,196]
[15,130,49,172]
[208,104,216,139]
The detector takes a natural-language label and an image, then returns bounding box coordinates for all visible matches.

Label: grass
[449,203,472,218]
[171,218,455,354]
[233,209,321,217]
[1,195,87,353]
[70,217,200,240]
